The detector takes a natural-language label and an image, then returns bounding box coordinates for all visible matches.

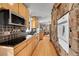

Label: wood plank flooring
[32,35,58,56]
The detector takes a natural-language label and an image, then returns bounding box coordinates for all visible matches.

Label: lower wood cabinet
[16,46,27,56]
[0,46,14,56]
[0,39,27,56]
[39,32,44,40]
[0,34,39,56]
[16,35,39,56]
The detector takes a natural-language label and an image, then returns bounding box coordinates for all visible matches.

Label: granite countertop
[0,37,26,47]
[0,32,38,47]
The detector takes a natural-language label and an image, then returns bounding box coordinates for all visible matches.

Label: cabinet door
[0,46,14,56]
[16,47,26,56]
[1,3,18,14]
[19,4,26,18]
[19,4,29,27]
[0,3,2,8]
[9,3,19,14]
[14,40,27,55]
[1,3,10,9]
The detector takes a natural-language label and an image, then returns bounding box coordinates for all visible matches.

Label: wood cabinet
[1,3,10,9]
[39,32,44,40]
[0,38,27,56]
[1,3,18,14]
[0,46,14,56]
[19,4,29,27]
[16,35,39,56]
[0,3,29,27]
[32,16,38,28]
[14,39,27,55]
[16,46,27,56]
[0,34,39,56]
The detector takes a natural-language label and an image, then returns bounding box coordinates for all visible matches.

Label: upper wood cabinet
[0,3,29,27]
[32,16,39,28]
[8,3,19,14]
[19,4,29,27]
[1,3,18,13]
[32,17,36,28]
[1,3,10,9]
[19,4,27,18]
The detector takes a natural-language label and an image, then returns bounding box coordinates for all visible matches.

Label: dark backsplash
[0,25,26,43]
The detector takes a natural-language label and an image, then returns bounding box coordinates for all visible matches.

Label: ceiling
[24,3,53,24]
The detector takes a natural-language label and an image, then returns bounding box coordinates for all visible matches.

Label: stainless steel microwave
[0,9,25,26]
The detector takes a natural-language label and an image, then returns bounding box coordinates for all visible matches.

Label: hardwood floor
[32,35,58,56]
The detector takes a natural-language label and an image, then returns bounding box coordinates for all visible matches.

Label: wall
[51,3,79,56]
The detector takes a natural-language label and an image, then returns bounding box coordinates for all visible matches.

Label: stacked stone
[51,3,79,56]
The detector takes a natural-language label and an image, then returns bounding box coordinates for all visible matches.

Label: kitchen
[0,3,54,56]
